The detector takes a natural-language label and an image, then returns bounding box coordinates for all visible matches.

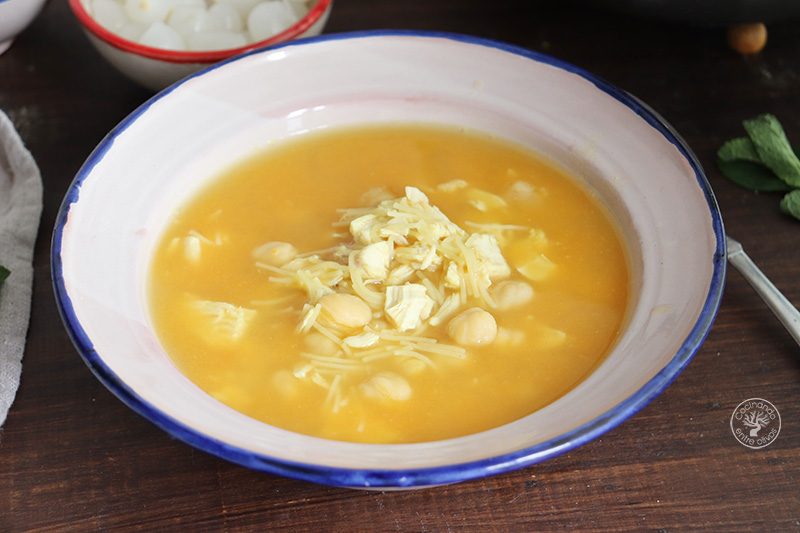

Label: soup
[147,123,630,444]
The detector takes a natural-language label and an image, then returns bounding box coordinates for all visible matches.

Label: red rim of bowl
[68,0,333,64]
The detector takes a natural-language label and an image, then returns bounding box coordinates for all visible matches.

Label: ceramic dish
[52,31,726,489]
[0,0,48,54]
[68,0,333,91]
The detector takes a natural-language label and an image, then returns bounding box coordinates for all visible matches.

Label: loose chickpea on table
[727,22,767,54]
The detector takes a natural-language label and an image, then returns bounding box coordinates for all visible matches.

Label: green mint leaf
[780,190,800,221]
[743,114,800,188]
[0,265,9,286]
[716,158,791,191]
[717,137,762,163]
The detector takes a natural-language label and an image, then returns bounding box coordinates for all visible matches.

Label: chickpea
[401,357,428,375]
[446,307,497,346]
[304,331,340,356]
[318,293,372,330]
[359,372,412,401]
[490,280,534,310]
[252,241,297,266]
[727,23,767,55]
[360,186,395,206]
[271,369,299,398]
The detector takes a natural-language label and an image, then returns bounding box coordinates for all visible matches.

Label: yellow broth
[147,124,630,443]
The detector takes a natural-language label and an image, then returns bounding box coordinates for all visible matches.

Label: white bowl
[0,0,48,54]
[68,0,333,91]
[52,31,725,489]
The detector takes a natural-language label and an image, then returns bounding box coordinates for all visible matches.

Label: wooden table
[2,1,798,530]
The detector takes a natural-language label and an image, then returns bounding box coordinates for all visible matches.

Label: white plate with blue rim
[52,30,725,489]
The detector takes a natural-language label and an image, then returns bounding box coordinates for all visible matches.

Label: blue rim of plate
[51,29,727,489]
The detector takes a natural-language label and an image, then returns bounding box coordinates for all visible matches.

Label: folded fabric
[0,109,43,429]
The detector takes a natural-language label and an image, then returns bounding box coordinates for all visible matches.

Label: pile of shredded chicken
[242,184,554,410]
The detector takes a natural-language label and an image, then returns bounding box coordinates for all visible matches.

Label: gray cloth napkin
[0,109,43,428]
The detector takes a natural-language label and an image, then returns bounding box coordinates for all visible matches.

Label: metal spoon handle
[726,235,800,346]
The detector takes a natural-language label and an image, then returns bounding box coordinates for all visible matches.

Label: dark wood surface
[1,1,799,530]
